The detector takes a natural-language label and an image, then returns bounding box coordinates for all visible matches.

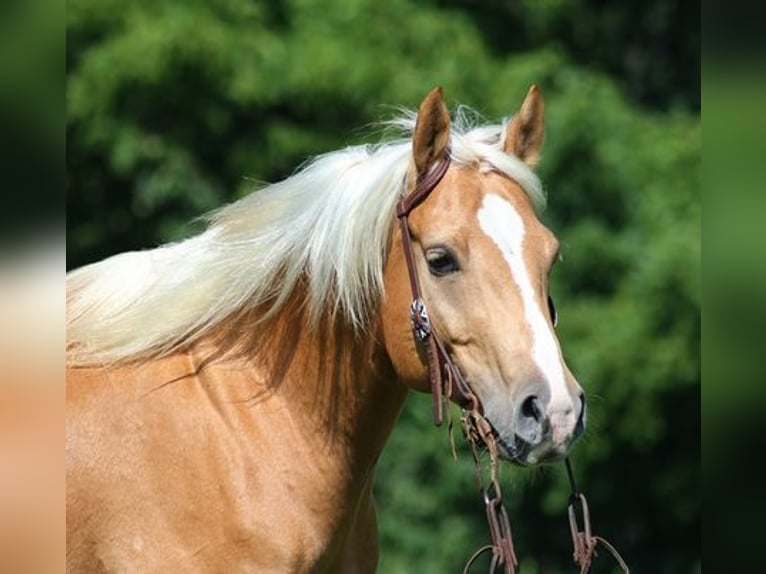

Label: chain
[457,425,630,574]
[565,458,630,574]
[460,407,518,574]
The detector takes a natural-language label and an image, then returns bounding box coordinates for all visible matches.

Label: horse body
[67,301,406,572]
[67,85,586,572]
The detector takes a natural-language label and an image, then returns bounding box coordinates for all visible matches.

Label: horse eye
[425,248,460,277]
[547,295,558,327]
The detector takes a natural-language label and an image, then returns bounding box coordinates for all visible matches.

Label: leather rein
[394,150,629,574]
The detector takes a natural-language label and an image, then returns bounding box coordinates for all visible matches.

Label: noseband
[394,150,629,574]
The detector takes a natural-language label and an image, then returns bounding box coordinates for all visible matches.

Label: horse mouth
[493,433,526,464]
[459,400,547,466]
[492,428,567,466]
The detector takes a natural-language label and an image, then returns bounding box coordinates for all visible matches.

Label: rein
[394,150,629,574]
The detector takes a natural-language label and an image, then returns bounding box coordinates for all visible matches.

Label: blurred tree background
[67,0,699,572]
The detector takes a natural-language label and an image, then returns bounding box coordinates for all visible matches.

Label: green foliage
[67,1,699,572]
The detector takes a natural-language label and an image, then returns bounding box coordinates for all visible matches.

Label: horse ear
[504,84,545,167]
[412,86,451,176]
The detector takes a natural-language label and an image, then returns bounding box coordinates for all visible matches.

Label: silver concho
[409,298,431,342]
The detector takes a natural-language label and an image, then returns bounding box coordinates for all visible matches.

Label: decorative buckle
[409,298,431,342]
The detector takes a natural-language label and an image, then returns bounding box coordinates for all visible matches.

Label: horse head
[381,86,585,465]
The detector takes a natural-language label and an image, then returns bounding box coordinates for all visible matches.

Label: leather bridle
[395,149,476,426]
[393,149,630,574]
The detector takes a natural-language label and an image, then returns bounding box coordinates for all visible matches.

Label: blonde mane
[67,108,545,365]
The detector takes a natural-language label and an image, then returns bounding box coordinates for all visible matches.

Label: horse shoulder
[66,354,379,572]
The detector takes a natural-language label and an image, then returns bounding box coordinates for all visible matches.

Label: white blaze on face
[477,194,572,414]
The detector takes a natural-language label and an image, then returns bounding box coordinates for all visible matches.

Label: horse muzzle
[494,391,587,465]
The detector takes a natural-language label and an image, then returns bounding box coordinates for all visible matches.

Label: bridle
[395,150,475,425]
[394,149,630,574]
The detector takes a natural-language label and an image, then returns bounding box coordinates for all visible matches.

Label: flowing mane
[66,108,545,365]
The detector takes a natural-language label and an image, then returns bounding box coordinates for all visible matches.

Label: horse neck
[208,291,409,479]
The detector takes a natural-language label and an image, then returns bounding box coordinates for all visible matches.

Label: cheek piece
[395,150,475,425]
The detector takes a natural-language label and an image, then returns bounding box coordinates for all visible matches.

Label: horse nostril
[521,395,542,423]
[516,394,545,446]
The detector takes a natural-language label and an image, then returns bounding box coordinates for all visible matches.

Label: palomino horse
[67,85,585,572]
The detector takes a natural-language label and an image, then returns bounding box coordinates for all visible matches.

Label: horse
[66,85,586,572]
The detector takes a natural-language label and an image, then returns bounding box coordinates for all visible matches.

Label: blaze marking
[477,194,571,409]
